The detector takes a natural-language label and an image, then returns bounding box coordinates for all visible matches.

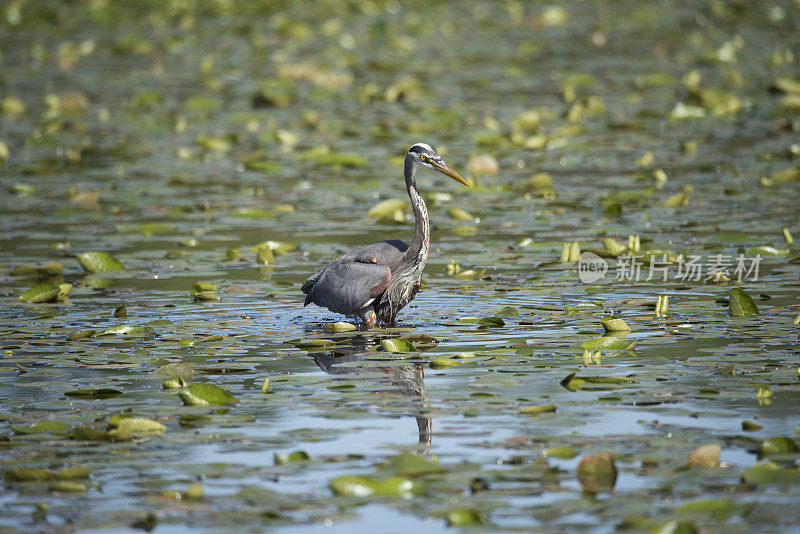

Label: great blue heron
[302,143,468,327]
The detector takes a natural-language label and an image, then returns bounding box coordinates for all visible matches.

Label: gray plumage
[301,143,468,326]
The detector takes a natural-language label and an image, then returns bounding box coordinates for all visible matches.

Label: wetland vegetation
[1,0,800,532]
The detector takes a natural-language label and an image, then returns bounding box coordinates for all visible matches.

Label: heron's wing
[304,257,392,315]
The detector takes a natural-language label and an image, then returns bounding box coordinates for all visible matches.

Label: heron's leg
[358,306,377,328]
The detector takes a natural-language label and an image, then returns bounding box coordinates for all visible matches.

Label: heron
[302,143,468,327]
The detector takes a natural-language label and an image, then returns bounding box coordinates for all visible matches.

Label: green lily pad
[117,223,173,236]
[323,322,357,333]
[293,339,338,349]
[178,383,237,406]
[742,463,800,485]
[560,373,636,391]
[745,245,790,256]
[274,450,311,464]
[329,475,424,498]
[760,437,799,455]
[108,417,166,436]
[729,288,759,317]
[12,421,72,436]
[542,447,578,459]
[19,281,71,303]
[447,207,475,221]
[67,329,96,341]
[742,420,763,431]
[478,316,505,328]
[49,480,87,493]
[443,507,489,527]
[154,363,196,381]
[56,466,91,479]
[3,467,56,482]
[70,426,110,441]
[98,325,154,336]
[380,338,417,353]
[64,388,123,399]
[76,252,124,272]
[579,336,636,351]
[429,358,460,369]
[577,452,617,492]
[601,316,630,332]
[675,499,739,516]
[647,520,698,534]
[520,404,556,416]
[367,199,409,223]
[495,306,519,317]
[381,452,447,476]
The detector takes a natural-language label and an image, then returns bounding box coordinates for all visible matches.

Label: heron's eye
[420,155,429,163]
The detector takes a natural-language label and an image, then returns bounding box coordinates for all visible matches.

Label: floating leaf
[56,466,91,479]
[577,452,617,492]
[401,333,438,344]
[108,418,166,436]
[64,388,123,399]
[329,475,423,498]
[10,263,64,278]
[495,306,519,317]
[601,316,630,332]
[293,339,338,349]
[117,223,173,236]
[520,404,556,416]
[232,207,274,219]
[446,207,475,221]
[760,437,799,455]
[687,444,720,467]
[380,338,417,353]
[542,447,577,459]
[98,325,154,336]
[381,452,447,476]
[154,363,196,381]
[478,316,505,328]
[444,507,489,527]
[646,520,698,534]
[178,383,237,406]
[742,463,800,486]
[729,288,759,317]
[745,245,790,256]
[323,322,357,333]
[274,450,311,464]
[366,199,409,223]
[251,240,299,256]
[429,358,460,369]
[76,252,124,272]
[19,281,70,303]
[12,421,71,436]
[742,420,763,432]
[67,329,97,341]
[196,135,230,152]
[3,467,55,482]
[70,426,110,441]
[560,373,636,391]
[48,481,87,493]
[579,336,636,351]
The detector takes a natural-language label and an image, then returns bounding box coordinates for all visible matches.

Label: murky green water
[2,1,800,532]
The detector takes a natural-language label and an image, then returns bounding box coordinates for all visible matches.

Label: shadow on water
[309,335,433,452]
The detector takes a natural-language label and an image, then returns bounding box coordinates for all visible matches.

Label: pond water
[1,1,799,532]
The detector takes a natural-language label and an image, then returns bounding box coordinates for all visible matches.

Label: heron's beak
[433,161,469,186]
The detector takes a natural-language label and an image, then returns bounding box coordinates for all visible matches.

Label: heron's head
[407,143,469,186]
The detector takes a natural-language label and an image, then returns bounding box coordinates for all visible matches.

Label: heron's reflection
[310,335,432,451]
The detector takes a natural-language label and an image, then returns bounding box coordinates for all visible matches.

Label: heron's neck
[404,159,429,266]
